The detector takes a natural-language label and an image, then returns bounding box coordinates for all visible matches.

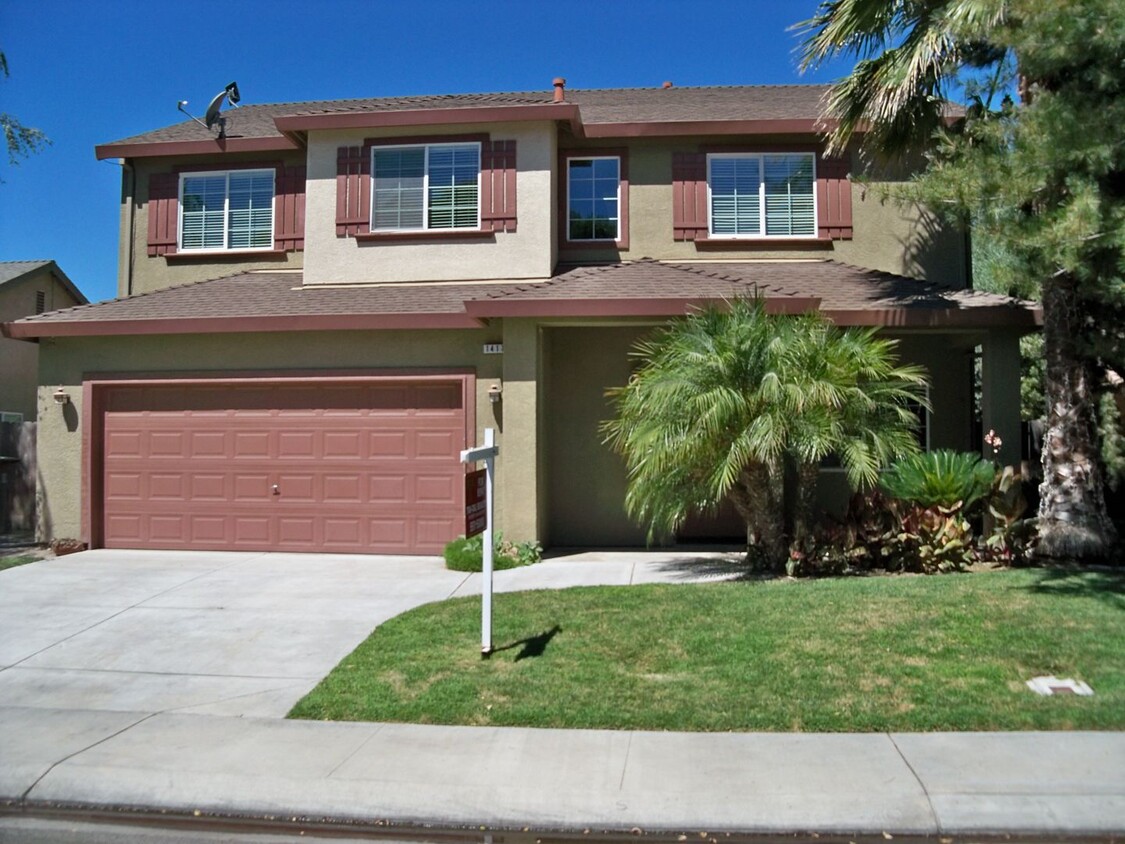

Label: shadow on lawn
[649,555,764,582]
[1020,565,1125,611]
[493,625,562,661]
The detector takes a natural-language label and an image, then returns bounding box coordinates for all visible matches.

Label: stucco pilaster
[981,329,1023,466]
[499,319,540,542]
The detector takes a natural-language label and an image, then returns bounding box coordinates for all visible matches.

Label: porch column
[980,329,1023,467]
[499,318,540,542]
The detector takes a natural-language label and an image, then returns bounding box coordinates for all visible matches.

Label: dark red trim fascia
[464,296,822,319]
[95,137,299,160]
[9,312,482,339]
[275,104,582,133]
[823,306,1043,329]
[582,118,836,138]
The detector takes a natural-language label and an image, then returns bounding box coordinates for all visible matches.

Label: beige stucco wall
[1,269,85,420]
[301,122,557,285]
[557,138,968,287]
[35,328,520,544]
[543,324,651,547]
[124,153,306,297]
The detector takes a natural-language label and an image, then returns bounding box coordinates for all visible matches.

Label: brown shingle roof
[100,85,839,149]
[6,261,1038,339]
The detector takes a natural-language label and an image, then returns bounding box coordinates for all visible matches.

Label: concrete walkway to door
[1,549,1122,839]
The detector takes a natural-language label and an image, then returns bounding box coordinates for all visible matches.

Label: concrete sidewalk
[1,550,1123,838]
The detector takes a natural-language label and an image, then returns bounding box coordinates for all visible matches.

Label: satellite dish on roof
[204,82,241,135]
[176,82,242,138]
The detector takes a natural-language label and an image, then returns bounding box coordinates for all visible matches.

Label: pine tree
[799,0,1124,558]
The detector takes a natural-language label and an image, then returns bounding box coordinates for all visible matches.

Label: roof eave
[95,136,301,161]
[6,312,484,339]
[823,306,1043,329]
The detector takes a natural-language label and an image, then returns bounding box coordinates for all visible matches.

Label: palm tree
[601,299,927,568]
[797,0,1120,559]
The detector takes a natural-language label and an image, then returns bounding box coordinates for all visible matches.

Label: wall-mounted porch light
[52,387,71,406]
[488,383,503,404]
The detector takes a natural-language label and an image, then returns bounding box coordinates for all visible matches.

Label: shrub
[442,532,542,572]
[879,450,996,512]
[804,490,979,575]
[983,465,1035,565]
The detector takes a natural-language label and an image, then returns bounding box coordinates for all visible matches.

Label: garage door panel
[324,475,362,503]
[323,431,364,459]
[105,472,142,499]
[369,431,408,458]
[415,475,457,504]
[150,474,186,500]
[101,380,467,553]
[278,518,316,545]
[233,474,271,502]
[277,474,315,501]
[190,516,228,542]
[149,515,187,542]
[277,431,317,458]
[233,517,270,543]
[233,431,271,457]
[188,474,226,501]
[415,430,457,458]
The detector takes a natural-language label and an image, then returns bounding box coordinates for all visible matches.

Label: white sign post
[460,427,499,658]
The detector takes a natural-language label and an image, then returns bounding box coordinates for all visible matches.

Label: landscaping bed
[290,567,1124,732]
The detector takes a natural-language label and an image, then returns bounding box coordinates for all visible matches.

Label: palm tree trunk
[792,461,822,549]
[1036,274,1117,558]
[729,460,786,568]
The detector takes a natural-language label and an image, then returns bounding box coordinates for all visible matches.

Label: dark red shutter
[817,157,853,240]
[336,146,370,237]
[274,165,306,251]
[481,140,517,233]
[672,152,708,241]
[147,173,179,256]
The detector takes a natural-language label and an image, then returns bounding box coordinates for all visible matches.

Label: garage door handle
[272,484,280,495]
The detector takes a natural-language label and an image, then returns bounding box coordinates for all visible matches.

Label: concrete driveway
[0,548,744,719]
[0,549,473,718]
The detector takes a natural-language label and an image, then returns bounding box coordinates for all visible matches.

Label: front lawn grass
[289,568,1125,732]
[0,554,39,572]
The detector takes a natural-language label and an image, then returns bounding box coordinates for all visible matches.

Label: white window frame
[706,152,817,239]
[177,169,275,253]
[369,142,482,233]
[566,155,621,243]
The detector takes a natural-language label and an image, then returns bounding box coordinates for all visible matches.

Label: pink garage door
[100,381,467,554]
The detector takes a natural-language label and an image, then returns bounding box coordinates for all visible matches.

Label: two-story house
[4,81,1037,554]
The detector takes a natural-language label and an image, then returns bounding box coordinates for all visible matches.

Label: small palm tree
[602,299,928,568]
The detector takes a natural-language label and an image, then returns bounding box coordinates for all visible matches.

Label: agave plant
[879,450,997,512]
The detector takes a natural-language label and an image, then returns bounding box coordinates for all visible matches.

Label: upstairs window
[371,143,480,232]
[708,153,815,238]
[567,157,620,241]
[179,170,274,251]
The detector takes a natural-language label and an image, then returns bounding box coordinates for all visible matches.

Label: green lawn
[0,554,39,572]
[289,568,1125,732]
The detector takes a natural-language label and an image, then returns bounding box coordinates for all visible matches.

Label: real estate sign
[465,469,487,538]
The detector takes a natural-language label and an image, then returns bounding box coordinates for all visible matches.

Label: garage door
[100,380,467,554]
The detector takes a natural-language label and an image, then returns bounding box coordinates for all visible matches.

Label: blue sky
[0,0,853,304]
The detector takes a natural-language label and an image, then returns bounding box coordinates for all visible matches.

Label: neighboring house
[0,261,88,532]
[2,82,1037,553]
[0,261,88,421]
